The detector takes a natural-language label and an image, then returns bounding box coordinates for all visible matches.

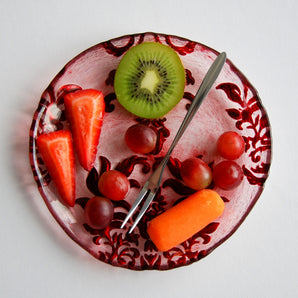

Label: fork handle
[165,52,226,159]
[149,52,227,188]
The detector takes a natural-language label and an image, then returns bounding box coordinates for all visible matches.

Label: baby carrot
[147,189,225,251]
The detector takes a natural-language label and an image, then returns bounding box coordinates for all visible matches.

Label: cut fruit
[114,42,185,119]
[64,89,105,171]
[36,130,76,207]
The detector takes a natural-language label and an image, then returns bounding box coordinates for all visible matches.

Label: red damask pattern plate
[29,32,271,270]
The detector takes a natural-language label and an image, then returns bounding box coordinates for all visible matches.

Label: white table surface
[1,0,297,297]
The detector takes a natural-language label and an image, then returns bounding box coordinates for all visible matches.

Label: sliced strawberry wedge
[64,89,105,171]
[36,130,76,207]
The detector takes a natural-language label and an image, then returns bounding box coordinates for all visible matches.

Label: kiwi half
[114,42,185,119]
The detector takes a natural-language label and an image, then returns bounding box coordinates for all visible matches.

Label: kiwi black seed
[114,42,185,119]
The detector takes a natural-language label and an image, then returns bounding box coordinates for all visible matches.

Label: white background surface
[1,0,297,297]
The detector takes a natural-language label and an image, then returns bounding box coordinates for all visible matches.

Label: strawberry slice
[36,130,76,207]
[64,89,105,171]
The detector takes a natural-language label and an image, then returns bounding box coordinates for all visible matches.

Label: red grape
[84,196,114,230]
[180,157,212,190]
[98,170,130,201]
[217,131,245,160]
[125,124,157,154]
[213,160,243,190]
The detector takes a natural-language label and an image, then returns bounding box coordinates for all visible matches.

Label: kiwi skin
[114,42,185,119]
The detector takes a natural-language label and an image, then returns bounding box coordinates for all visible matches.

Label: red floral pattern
[216,83,271,186]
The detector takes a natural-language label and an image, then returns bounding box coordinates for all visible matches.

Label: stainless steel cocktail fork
[121,52,227,233]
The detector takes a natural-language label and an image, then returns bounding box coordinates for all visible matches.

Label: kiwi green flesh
[114,42,185,119]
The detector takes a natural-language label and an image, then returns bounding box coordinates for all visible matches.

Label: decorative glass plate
[29,32,272,270]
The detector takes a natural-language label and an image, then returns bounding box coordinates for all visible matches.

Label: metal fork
[121,52,227,233]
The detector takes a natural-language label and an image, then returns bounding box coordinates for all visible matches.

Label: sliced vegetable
[147,189,225,251]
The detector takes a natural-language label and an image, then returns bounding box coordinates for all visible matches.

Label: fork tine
[128,190,157,233]
[120,185,149,229]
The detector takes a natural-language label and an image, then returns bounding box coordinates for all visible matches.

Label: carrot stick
[147,189,225,251]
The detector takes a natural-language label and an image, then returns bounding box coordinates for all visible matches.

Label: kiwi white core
[140,70,160,94]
